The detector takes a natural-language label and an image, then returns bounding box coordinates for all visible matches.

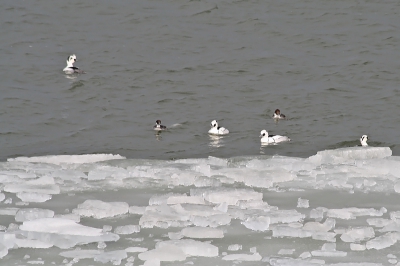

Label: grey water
[1,0,400,162]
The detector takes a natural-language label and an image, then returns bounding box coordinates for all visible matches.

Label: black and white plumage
[208,120,229,135]
[63,54,85,74]
[360,135,368,147]
[153,120,167,131]
[260,129,290,144]
[272,109,286,119]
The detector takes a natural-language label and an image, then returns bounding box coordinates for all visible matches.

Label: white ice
[114,225,140,235]
[0,148,399,264]
[179,227,224,239]
[19,218,119,249]
[16,192,52,203]
[138,245,187,262]
[156,239,218,257]
[14,208,54,223]
[340,227,375,242]
[297,198,310,208]
[72,200,129,219]
[242,216,270,231]
[8,154,125,165]
[327,207,386,220]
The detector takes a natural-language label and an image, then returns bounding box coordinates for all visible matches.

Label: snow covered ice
[0,147,400,264]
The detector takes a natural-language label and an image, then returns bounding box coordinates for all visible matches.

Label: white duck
[260,129,290,144]
[63,54,85,74]
[208,120,229,135]
[360,135,368,146]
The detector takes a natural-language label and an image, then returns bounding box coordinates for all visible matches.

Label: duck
[208,120,229,135]
[260,129,290,144]
[272,109,286,119]
[153,120,167,131]
[63,54,85,74]
[360,135,368,146]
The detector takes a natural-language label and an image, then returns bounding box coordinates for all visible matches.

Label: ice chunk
[340,227,375,242]
[310,207,327,221]
[149,193,183,205]
[243,175,274,188]
[72,200,129,219]
[191,213,231,227]
[308,147,392,164]
[142,259,161,266]
[4,176,60,195]
[228,244,242,251]
[16,193,52,203]
[272,224,313,238]
[394,182,400,193]
[166,195,205,205]
[168,231,183,240]
[94,250,127,264]
[299,252,312,259]
[103,225,112,232]
[19,218,119,249]
[140,204,191,228]
[8,154,125,165]
[15,208,54,222]
[170,172,197,186]
[278,249,295,255]
[138,245,187,262]
[270,257,325,265]
[297,198,309,208]
[303,219,335,232]
[201,189,263,205]
[350,243,366,251]
[242,216,270,232]
[379,221,400,233]
[180,227,224,239]
[15,238,53,249]
[311,243,347,257]
[390,211,400,221]
[0,208,19,216]
[311,249,347,257]
[244,169,296,188]
[366,232,400,250]
[125,247,148,253]
[52,169,87,182]
[207,156,228,166]
[312,232,337,242]
[0,233,17,249]
[327,207,386,220]
[157,239,218,257]
[238,200,272,210]
[114,225,140,235]
[213,202,228,212]
[222,253,262,261]
[129,206,146,215]
[266,209,305,224]
[367,218,391,228]
[193,176,222,187]
[20,218,101,236]
[54,213,80,223]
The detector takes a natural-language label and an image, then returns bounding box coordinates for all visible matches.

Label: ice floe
[72,200,129,219]
[0,149,399,264]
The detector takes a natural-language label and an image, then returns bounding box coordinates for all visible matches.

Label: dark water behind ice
[1,0,400,161]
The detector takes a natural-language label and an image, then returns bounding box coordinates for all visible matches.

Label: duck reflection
[155,131,163,141]
[209,135,224,148]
